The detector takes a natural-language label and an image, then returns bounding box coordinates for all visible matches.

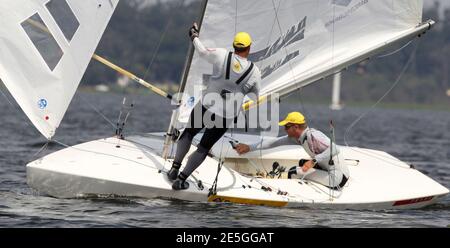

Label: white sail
[176,0,425,127]
[0,0,119,139]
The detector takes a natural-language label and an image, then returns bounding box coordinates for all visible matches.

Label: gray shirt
[249,127,340,167]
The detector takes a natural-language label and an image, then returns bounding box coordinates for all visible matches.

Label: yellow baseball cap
[233,32,252,48]
[278,112,306,126]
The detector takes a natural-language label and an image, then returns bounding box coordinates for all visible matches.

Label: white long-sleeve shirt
[193,37,261,119]
[249,127,340,168]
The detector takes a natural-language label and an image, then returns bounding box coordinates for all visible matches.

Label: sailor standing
[236,112,350,189]
[168,23,261,190]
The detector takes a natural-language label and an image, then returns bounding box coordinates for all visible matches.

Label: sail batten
[0,0,119,139]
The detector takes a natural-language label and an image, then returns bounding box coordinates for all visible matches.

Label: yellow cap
[278,112,306,126]
[233,32,252,48]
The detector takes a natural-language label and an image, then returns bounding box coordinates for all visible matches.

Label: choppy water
[0,91,449,227]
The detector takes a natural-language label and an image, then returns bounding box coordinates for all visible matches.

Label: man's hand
[189,22,199,41]
[235,144,250,155]
[302,160,316,172]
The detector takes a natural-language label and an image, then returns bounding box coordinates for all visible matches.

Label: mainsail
[0,0,119,139]
[176,0,428,127]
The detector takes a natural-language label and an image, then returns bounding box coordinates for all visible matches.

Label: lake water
[0,91,449,227]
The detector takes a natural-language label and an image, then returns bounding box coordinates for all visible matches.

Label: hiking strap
[225,52,254,85]
[225,52,232,80]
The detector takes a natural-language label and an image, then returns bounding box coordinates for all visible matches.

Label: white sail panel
[0,0,119,139]
[177,0,424,126]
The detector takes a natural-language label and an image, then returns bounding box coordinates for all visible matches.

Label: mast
[178,0,209,95]
[162,0,209,159]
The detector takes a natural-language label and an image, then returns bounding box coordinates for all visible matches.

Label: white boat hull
[27,133,448,210]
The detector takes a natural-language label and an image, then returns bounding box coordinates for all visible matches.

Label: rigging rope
[221,0,320,197]
[209,118,229,196]
[234,0,238,34]
[253,2,421,195]
[269,0,318,128]
[270,0,297,84]
[81,0,188,142]
[377,40,414,59]
[142,0,187,82]
[344,40,419,147]
[0,83,50,160]
[342,40,421,169]
[77,93,116,130]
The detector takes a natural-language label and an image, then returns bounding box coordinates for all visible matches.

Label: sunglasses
[284,124,294,130]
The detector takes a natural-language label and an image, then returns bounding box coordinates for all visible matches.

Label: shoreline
[76,85,450,112]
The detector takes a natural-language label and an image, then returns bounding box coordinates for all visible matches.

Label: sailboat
[0,0,448,209]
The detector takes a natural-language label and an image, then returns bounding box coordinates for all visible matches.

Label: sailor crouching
[235,112,350,189]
